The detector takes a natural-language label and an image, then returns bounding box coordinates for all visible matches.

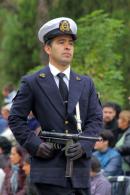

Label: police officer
[8,17,103,195]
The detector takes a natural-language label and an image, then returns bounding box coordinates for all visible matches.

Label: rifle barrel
[41,131,102,141]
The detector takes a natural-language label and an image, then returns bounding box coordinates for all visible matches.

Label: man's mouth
[63,53,71,57]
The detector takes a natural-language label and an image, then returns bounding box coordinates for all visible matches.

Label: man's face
[44,35,74,68]
[103,107,116,123]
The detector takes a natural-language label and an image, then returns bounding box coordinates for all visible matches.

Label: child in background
[90,155,111,195]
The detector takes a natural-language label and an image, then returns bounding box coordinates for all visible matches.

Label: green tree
[0,0,40,83]
[73,11,125,105]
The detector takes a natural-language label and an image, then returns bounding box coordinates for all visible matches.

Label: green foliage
[0,0,40,83]
[112,11,130,108]
[82,0,130,107]
[27,65,43,75]
[72,10,125,105]
[48,0,87,19]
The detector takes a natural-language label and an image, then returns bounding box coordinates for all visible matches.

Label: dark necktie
[57,73,68,104]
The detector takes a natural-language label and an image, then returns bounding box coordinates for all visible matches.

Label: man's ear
[44,44,51,55]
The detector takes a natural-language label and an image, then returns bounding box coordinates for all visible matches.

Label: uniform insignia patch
[39,73,46,78]
[59,20,71,32]
[76,76,81,81]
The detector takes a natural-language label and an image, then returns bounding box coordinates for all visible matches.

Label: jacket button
[65,120,69,125]
[65,130,69,134]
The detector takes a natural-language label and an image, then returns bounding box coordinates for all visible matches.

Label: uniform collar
[49,63,70,80]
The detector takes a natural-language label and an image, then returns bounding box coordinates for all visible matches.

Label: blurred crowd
[0,83,130,194]
[91,102,130,195]
[0,83,40,195]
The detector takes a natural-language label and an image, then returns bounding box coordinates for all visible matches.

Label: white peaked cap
[38,17,77,43]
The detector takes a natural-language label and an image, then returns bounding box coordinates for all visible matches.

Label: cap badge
[59,20,71,32]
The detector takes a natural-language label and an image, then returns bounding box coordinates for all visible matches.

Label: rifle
[40,130,102,177]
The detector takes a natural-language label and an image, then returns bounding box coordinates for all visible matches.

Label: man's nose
[64,43,71,50]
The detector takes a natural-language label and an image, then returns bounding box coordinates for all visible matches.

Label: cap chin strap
[76,102,82,134]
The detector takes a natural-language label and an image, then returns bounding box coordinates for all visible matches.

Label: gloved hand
[65,142,84,160]
[36,142,54,159]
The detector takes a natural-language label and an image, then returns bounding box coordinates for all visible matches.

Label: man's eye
[59,41,64,44]
[69,42,74,45]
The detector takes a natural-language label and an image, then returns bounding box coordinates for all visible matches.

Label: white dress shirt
[49,63,70,89]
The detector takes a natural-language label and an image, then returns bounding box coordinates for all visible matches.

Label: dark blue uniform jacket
[8,66,103,188]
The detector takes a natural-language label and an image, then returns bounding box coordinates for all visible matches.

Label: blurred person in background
[22,154,39,195]
[94,130,122,177]
[2,83,17,106]
[103,102,117,130]
[0,136,12,157]
[0,167,5,193]
[0,137,12,193]
[0,156,6,194]
[103,102,122,144]
[116,110,130,175]
[1,104,11,121]
[1,144,26,195]
[0,108,8,134]
[1,104,16,144]
[113,103,122,119]
[0,155,12,194]
[90,155,111,195]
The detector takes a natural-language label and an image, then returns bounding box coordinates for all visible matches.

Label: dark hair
[113,103,122,118]
[91,156,101,173]
[0,136,12,155]
[23,153,30,164]
[13,144,27,166]
[100,130,115,147]
[45,39,53,46]
[103,102,116,109]
[0,155,10,169]
[14,144,25,157]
